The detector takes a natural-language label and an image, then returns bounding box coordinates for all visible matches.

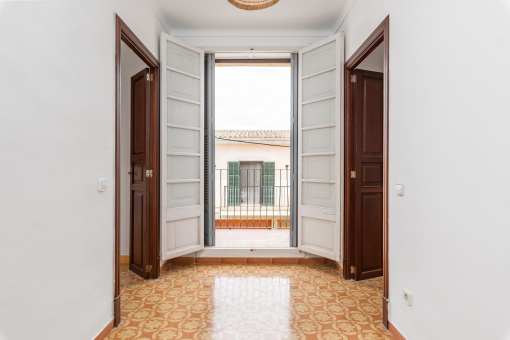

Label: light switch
[98,179,107,192]
[396,183,404,196]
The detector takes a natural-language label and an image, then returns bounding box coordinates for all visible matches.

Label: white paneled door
[161,33,204,261]
[298,33,344,261]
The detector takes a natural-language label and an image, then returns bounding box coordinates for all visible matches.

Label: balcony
[214,168,291,247]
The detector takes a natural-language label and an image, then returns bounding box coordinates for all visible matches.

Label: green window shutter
[228,162,240,206]
[262,162,275,206]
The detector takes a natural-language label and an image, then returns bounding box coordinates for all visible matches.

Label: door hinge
[147,73,153,81]
[351,75,356,83]
[146,170,153,178]
[146,265,152,273]
[351,171,356,179]
[351,266,356,274]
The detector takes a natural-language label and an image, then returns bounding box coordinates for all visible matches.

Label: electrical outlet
[403,289,412,306]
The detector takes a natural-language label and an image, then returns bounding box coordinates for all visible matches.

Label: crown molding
[332,0,358,33]
[147,0,172,33]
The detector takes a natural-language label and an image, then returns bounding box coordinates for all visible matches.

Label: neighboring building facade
[214,130,291,228]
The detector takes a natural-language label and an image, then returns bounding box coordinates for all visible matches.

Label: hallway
[106,263,393,340]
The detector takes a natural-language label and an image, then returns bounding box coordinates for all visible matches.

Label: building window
[227,161,275,206]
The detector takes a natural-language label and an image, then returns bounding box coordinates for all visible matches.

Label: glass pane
[167,41,200,76]
[168,99,200,128]
[168,155,200,180]
[302,70,336,102]
[302,41,336,77]
[302,155,335,180]
[167,127,199,153]
[167,70,200,102]
[302,98,335,128]
[302,127,335,154]
[167,182,200,208]
[302,183,335,209]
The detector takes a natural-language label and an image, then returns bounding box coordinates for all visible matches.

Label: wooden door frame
[114,15,160,327]
[343,16,389,327]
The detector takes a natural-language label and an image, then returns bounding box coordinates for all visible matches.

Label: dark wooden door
[353,69,384,281]
[129,69,151,279]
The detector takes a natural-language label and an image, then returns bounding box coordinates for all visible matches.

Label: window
[227,161,275,206]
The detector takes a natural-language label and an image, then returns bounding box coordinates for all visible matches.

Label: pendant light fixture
[228,0,279,11]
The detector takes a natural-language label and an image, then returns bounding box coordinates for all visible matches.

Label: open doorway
[120,42,150,277]
[114,15,161,327]
[212,59,292,247]
[161,32,343,263]
[344,16,389,328]
[349,43,384,281]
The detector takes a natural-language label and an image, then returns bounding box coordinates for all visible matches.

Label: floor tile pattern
[107,263,393,340]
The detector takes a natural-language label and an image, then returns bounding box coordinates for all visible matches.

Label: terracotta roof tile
[215,130,290,139]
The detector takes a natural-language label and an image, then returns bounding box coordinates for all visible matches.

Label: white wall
[356,43,384,73]
[337,1,510,339]
[111,0,167,58]
[120,42,148,256]
[0,1,165,339]
[214,141,291,207]
[3,1,510,339]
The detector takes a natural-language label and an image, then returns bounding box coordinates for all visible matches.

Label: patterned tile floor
[107,263,394,340]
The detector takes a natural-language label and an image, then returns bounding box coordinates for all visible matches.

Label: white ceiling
[153,0,350,35]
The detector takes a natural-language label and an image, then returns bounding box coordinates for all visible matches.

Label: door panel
[129,69,151,279]
[361,193,383,273]
[298,33,344,261]
[167,42,201,76]
[302,71,336,102]
[167,99,200,127]
[302,127,335,154]
[131,192,143,267]
[302,155,335,180]
[167,71,200,101]
[302,98,336,127]
[354,69,384,280]
[302,41,336,76]
[161,34,204,261]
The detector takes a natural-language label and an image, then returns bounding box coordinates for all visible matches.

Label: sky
[215,66,291,130]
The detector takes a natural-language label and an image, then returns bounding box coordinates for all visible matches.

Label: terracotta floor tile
[297,258,324,265]
[246,257,273,264]
[272,258,299,264]
[196,257,222,264]
[221,257,247,264]
[106,263,393,340]
[169,256,195,264]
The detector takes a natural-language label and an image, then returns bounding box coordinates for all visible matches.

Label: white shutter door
[160,33,204,260]
[298,32,344,261]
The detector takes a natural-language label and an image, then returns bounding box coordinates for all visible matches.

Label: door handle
[128,172,133,175]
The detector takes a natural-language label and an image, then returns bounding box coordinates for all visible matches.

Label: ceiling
[153,0,350,35]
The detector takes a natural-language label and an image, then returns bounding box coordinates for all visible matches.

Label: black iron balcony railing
[215,169,290,229]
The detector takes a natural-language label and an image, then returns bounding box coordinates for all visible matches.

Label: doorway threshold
[214,228,290,248]
[197,247,311,258]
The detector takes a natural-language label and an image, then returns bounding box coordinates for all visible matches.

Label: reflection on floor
[215,229,290,247]
[107,263,393,340]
